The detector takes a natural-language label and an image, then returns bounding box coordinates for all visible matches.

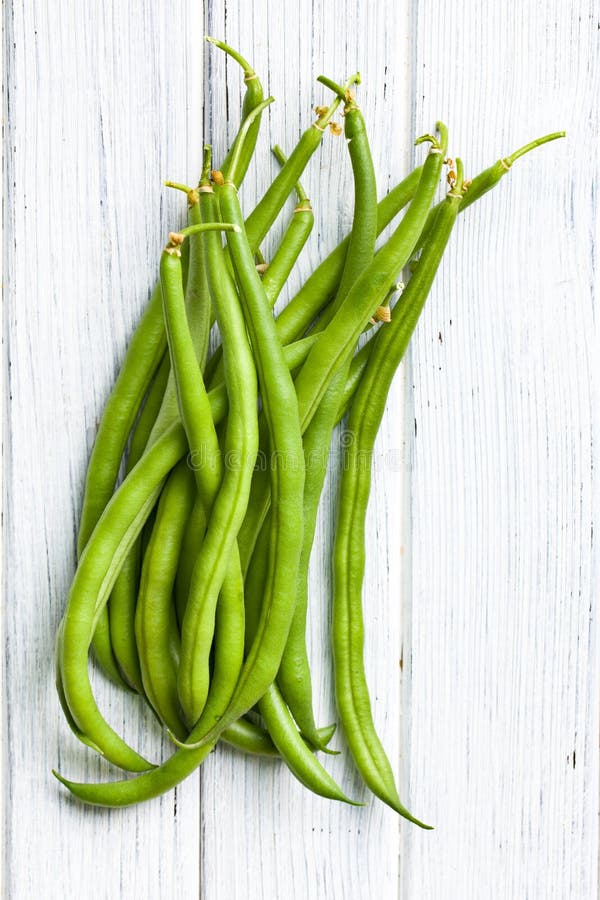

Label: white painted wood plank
[4,1,203,897]
[403,1,600,898]
[198,2,417,898]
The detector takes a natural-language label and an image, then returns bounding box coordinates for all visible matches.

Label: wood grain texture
[4,1,203,897]
[3,0,598,898]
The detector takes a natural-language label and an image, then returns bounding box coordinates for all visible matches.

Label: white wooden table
[4,0,599,897]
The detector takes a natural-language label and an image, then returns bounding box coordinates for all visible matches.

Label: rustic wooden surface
[4,0,598,897]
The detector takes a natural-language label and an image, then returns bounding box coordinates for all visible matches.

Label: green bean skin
[338,341,372,420]
[77,283,167,556]
[183,195,212,372]
[257,684,356,804]
[194,544,246,731]
[278,94,378,748]
[174,494,206,628]
[58,424,187,771]
[177,186,259,727]
[127,352,171,468]
[220,718,278,756]
[135,460,195,739]
[332,175,466,828]
[108,351,171,694]
[90,615,131,690]
[159,239,221,480]
[261,144,314,307]
[160,222,244,728]
[262,199,314,307]
[193,180,305,746]
[55,622,104,755]
[80,282,167,689]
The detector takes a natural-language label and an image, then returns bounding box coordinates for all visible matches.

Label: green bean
[332,162,467,828]
[292,124,447,430]
[159,219,255,727]
[104,186,208,692]
[207,37,265,188]
[107,351,171,694]
[135,459,195,739]
[261,145,314,307]
[79,281,167,688]
[58,425,185,771]
[77,285,167,555]
[220,718,278,756]
[174,495,206,628]
[144,196,214,450]
[161,214,243,733]
[55,621,103,755]
[257,684,355,803]
[205,142,314,389]
[53,718,244,807]
[231,528,348,795]
[106,191,213,693]
[278,82,377,748]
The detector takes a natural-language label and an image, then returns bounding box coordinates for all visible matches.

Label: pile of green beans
[54,38,563,823]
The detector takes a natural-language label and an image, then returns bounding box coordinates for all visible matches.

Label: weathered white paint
[4,0,598,898]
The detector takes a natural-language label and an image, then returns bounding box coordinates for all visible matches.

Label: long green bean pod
[107,352,171,695]
[257,684,356,803]
[135,459,195,738]
[159,220,257,728]
[208,37,265,188]
[58,224,240,770]
[278,83,378,748]
[332,163,468,828]
[261,145,314,306]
